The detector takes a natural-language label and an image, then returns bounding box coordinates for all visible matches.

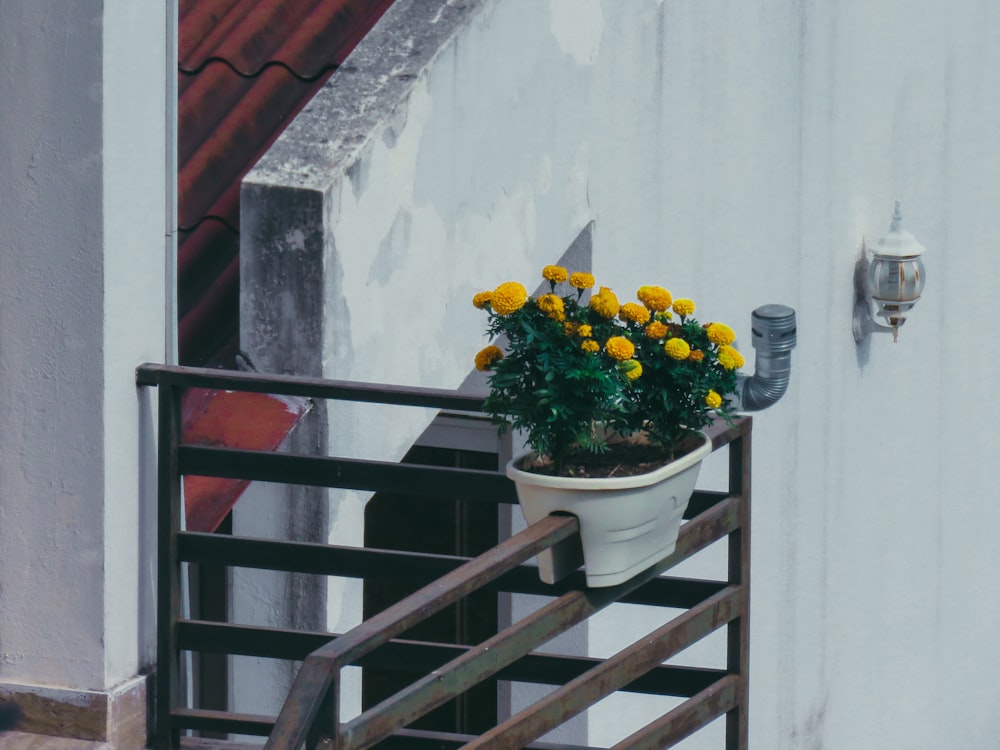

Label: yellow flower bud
[474,345,504,371]
[542,265,568,283]
[604,336,635,361]
[491,281,528,315]
[706,322,736,346]
[717,345,745,370]
[672,298,695,317]
[620,302,651,324]
[637,285,672,312]
[664,338,691,360]
[589,286,620,318]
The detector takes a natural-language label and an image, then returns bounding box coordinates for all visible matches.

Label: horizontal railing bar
[463,585,742,750]
[626,575,728,609]
[178,532,472,577]
[499,653,728,699]
[685,489,730,518]
[177,620,725,697]
[136,363,489,411]
[138,364,750,452]
[178,532,726,606]
[178,445,518,501]
[610,674,742,750]
[171,707,275,736]
[482,567,728,608]
[388,728,598,750]
[264,514,580,750]
[180,738,268,750]
[704,416,750,450]
[177,619,330,660]
[136,364,748,452]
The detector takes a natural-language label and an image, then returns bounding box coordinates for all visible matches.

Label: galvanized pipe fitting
[731,304,797,412]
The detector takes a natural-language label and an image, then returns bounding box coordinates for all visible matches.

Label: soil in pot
[515,431,706,479]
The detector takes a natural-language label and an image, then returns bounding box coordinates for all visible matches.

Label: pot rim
[506,431,712,490]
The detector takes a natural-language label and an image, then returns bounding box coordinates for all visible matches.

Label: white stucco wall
[0,0,167,691]
[243,0,1000,747]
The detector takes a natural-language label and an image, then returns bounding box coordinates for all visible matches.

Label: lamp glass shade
[868,254,926,304]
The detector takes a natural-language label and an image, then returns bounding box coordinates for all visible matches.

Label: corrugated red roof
[176,0,395,532]
[177,0,394,366]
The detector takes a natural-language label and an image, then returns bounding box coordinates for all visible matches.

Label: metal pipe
[731,304,797,412]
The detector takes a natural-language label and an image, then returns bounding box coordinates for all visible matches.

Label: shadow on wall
[853,246,871,369]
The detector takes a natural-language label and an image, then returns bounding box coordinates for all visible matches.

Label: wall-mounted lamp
[853,201,926,344]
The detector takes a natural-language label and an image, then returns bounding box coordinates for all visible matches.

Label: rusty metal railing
[137,363,751,750]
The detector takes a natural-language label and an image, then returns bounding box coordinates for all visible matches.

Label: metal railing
[137,363,751,750]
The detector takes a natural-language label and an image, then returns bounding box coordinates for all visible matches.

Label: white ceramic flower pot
[506,433,712,588]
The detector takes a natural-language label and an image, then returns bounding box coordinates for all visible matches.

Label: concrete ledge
[0,675,148,747]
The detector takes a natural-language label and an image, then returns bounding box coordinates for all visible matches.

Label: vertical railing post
[156,382,184,749]
[725,421,752,750]
[306,678,339,750]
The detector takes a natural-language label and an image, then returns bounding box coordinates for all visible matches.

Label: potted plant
[473,266,744,587]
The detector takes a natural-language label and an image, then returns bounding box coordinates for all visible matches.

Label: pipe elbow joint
[731,304,797,413]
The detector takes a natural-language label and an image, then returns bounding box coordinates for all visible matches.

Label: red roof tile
[175,0,394,529]
[178,64,322,231]
[177,0,394,366]
[179,0,389,79]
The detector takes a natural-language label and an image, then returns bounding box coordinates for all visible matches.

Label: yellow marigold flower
[645,320,668,339]
[563,321,579,335]
[604,336,635,361]
[620,359,643,381]
[637,285,672,312]
[718,345,745,370]
[672,298,695,317]
[688,349,705,362]
[491,281,528,315]
[472,291,492,309]
[705,390,722,409]
[581,339,600,353]
[577,324,593,338]
[706,322,736,346]
[664,338,691,360]
[542,265,568,283]
[589,286,620,318]
[718,344,745,370]
[537,293,565,321]
[474,345,504,372]
[570,272,595,290]
[620,302,651,324]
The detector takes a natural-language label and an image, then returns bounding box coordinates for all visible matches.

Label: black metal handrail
[136,363,751,750]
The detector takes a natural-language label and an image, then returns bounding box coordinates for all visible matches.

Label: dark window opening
[363,444,501,735]
[190,512,232,738]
